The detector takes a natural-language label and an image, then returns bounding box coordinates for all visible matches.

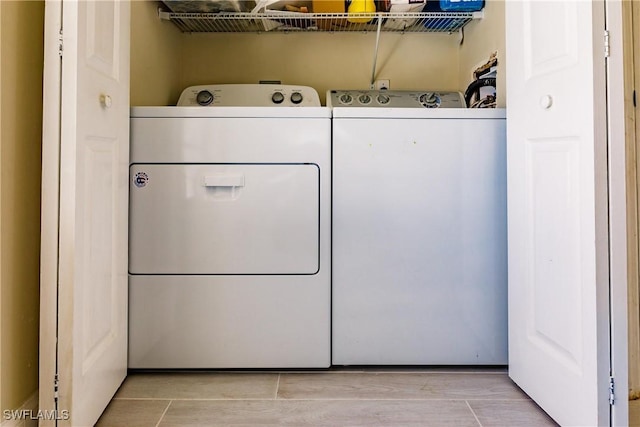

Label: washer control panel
[327,90,465,108]
[177,84,321,107]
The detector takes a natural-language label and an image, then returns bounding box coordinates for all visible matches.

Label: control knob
[376,94,390,105]
[419,92,440,108]
[196,90,214,106]
[272,92,285,104]
[358,94,372,105]
[290,92,304,104]
[339,93,353,104]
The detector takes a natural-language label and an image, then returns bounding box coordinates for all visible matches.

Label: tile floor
[96,368,560,426]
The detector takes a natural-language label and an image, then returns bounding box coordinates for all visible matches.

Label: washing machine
[329,89,508,365]
[128,84,330,369]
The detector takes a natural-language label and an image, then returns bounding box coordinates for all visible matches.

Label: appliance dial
[358,94,372,105]
[196,90,214,106]
[419,92,440,108]
[290,92,304,104]
[271,92,285,104]
[339,93,353,104]
[377,94,390,105]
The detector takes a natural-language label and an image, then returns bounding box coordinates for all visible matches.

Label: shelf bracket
[158,7,171,21]
[370,16,383,89]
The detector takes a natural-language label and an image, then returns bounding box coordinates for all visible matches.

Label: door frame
[623,0,640,404]
[39,1,62,425]
[608,0,630,425]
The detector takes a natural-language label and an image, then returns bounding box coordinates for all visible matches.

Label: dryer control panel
[327,90,465,109]
[177,84,321,107]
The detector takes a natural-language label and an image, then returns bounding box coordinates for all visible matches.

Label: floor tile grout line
[273,371,509,375]
[110,397,533,402]
[124,370,508,376]
[465,400,484,427]
[275,373,281,400]
[155,400,173,427]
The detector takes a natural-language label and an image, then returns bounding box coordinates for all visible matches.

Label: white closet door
[40,1,130,425]
[506,1,610,425]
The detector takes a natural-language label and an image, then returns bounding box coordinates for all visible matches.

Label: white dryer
[128,84,330,368]
[329,89,508,365]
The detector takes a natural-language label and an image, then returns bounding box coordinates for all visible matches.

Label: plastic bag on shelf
[252,0,313,31]
[384,0,426,30]
[163,0,256,13]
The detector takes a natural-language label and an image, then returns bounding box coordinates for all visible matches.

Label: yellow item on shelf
[347,0,376,23]
[312,0,345,13]
[312,0,347,29]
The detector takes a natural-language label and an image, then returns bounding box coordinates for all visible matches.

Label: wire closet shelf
[158,10,483,33]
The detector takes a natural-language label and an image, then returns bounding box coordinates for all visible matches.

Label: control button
[290,92,304,104]
[419,92,440,108]
[376,94,390,105]
[358,94,372,105]
[272,92,285,104]
[339,93,353,104]
[196,90,214,106]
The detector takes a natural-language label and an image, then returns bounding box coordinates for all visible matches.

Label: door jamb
[39,1,63,425]
[607,0,631,425]
[626,0,640,404]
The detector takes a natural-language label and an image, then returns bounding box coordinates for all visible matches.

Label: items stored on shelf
[158,0,483,33]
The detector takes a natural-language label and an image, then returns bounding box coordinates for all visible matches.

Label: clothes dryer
[329,89,507,365]
[128,85,330,368]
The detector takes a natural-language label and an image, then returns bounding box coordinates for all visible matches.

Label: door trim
[607,0,631,425]
[625,0,640,403]
[39,1,63,425]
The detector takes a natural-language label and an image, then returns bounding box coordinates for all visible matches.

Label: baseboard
[1,391,39,427]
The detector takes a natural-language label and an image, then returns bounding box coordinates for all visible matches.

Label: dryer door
[129,163,320,275]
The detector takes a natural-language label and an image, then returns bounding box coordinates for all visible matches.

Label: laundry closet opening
[118,1,632,425]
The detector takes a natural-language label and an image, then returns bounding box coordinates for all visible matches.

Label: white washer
[329,89,508,365]
[128,84,330,368]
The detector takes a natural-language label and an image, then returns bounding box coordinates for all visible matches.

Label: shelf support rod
[370,15,383,89]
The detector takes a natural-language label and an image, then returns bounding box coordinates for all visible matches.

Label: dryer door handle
[203,174,245,187]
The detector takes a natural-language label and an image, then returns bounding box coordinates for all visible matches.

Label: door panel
[523,1,578,79]
[528,138,582,367]
[129,163,320,275]
[85,1,120,78]
[506,0,610,425]
[80,137,119,373]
